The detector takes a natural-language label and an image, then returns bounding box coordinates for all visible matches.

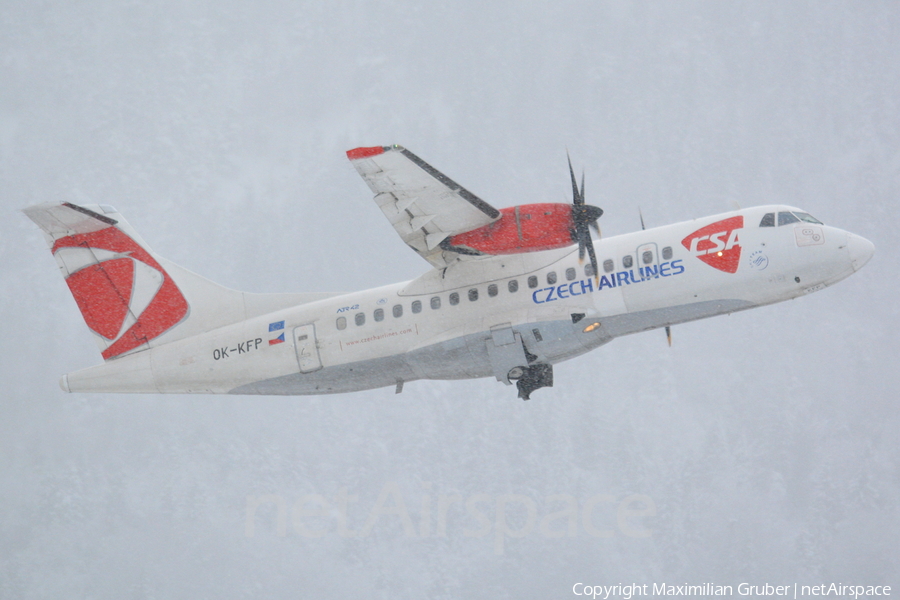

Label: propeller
[640,206,672,347]
[567,153,603,282]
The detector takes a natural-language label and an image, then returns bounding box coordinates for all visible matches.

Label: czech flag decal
[268,321,285,345]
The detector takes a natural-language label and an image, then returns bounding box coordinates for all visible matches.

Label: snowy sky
[2,2,898,597]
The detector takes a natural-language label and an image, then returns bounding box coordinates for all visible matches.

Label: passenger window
[468,288,479,301]
[412,300,422,314]
[488,284,498,297]
[430,296,441,309]
[374,308,384,322]
[585,263,595,277]
[623,255,633,269]
[392,304,403,318]
[449,292,459,305]
[547,271,557,285]
[778,212,799,226]
[642,250,653,264]
[355,312,365,326]
[528,275,538,288]
[336,317,347,330]
[760,213,775,227]
[603,259,614,273]
[565,267,576,281]
[508,280,519,293]
[662,246,673,260]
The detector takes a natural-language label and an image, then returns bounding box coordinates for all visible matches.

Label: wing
[347,145,500,268]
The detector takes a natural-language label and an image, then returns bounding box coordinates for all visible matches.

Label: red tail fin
[24,202,188,360]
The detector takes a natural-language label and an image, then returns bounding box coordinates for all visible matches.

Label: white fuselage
[61,205,873,396]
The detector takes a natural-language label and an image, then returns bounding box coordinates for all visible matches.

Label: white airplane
[24,145,874,400]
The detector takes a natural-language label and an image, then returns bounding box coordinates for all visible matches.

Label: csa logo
[681,216,743,274]
[51,226,189,360]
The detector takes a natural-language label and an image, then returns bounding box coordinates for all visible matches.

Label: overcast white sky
[2,2,898,597]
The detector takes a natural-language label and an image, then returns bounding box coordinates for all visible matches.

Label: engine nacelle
[442,203,578,255]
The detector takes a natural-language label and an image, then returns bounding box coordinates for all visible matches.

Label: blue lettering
[532,289,545,304]
[659,262,671,277]
[557,284,569,300]
[599,275,614,290]
[616,272,630,286]
[643,264,658,278]
[545,287,557,302]
[628,270,641,284]
[568,282,581,297]
[580,279,594,294]
[671,259,685,275]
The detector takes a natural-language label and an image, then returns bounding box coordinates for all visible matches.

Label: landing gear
[510,363,553,401]
[507,366,526,380]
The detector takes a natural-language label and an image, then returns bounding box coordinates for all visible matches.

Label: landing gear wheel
[515,364,554,401]
[507,366,526,380]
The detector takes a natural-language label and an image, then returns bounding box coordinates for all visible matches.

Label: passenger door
[293,324,323,373]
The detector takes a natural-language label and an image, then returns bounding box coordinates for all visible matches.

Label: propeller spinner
[567,154,603,281]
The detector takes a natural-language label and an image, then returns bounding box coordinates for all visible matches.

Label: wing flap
[348,146,500,267]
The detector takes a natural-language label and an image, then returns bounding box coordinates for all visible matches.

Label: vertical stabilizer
[24,203,190,360]
[24,202,337,363]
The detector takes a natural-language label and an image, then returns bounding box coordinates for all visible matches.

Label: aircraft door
[636,242,660,280]
[485,322,529,385]
[293,324,323,373]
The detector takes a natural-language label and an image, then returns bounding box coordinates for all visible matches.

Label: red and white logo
[51,226,189,360]
[681,216,743,274]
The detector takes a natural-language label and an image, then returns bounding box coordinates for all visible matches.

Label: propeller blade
[565,153,602,271]
[585,236,599,284]
[665,325,672,347]
[580,171,585,204]
[567,153,583,205]
[639,207,646,231]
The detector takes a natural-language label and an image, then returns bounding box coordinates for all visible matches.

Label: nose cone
[847,233,875,272]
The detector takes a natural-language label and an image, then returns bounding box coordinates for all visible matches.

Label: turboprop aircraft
[24,145,874,399]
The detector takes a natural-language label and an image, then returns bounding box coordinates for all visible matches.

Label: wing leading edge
[347,145,500,268]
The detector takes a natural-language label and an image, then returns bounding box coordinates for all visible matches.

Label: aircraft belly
[599,298,755,337]
[230,353,418,395]
[228,318,596,395]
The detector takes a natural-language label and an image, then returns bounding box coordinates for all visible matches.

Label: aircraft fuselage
[60,204,873,398]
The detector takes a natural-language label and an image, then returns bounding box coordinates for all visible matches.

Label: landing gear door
[293,324,322,373]
[486,323,528,385]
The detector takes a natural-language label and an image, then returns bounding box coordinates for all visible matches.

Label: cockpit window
[778,212,800,226]
[794,212,823,225]
[763,211,822,227]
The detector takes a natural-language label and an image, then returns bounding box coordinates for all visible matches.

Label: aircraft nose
[847,233,875,272]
